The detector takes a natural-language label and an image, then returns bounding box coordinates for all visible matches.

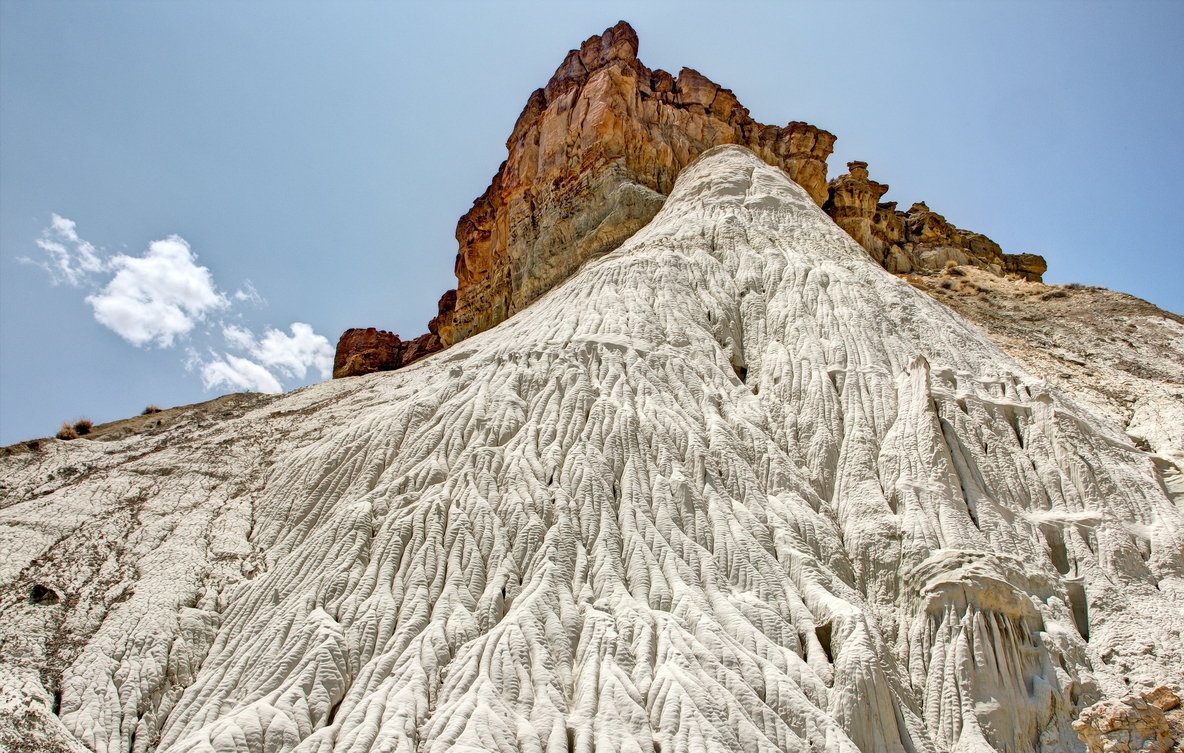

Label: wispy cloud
[86,236,229,347]
[234,281,265,306]
[29,215,336,396]
[24,213,106,285]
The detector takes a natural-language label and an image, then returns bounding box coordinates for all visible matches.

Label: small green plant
[142,405,162,415]
[73,418,93,436]
[56,422,78,440]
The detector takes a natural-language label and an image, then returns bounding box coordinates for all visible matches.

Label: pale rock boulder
[1072,687,1179,753]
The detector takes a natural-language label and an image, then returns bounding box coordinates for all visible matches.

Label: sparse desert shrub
[1065,282,1085,290]
[940,280,954,290]
[56,422,78,440]
[73,418,93,436]
[142,405,161,415]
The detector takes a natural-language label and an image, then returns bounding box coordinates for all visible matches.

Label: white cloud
[234,281,265,306]
[86,236,229,347]
[26,215,334,396]
[201,354,283,394]
[208,322,334,392]
[26,214,106,285]
[222,324,257,352]
[254,323,334,380]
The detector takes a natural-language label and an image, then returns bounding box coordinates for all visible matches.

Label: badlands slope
[2,146,1182,753]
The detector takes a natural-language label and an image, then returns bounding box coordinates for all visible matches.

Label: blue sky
[2,0,1181,445]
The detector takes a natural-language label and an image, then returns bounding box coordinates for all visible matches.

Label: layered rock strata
[3,146,1181,753]
[335,22,1045,379]
[449,20,836,345]
[824,160,1047,280]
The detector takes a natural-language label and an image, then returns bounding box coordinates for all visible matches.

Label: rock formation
[904,265,1184,505]
[1073,686,1179,753]
[333,21,1046,379]
[448,21,836,345]
[3,146,1181,753]
[332,328,401,378]
[333,291,457,377]
[824,160,1047,280]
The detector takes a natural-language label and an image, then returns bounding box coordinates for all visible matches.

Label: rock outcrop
[1073,686,1179,753]
[824,160,1047,280]
[333,291,457,377]
[332,327,402,378]
[334,21,1045,378]
[449,21,836,344]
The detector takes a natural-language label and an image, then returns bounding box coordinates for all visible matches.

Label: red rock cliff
[449,21,836,344]
[334,21,1047,377]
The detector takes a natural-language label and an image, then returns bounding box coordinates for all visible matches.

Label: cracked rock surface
[2,146,1182,753]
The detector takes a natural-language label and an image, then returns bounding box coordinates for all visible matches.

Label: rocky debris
[1073,687,1179,752]
[824,160,1047,279]
[1144,687,1181,714]
[333,291,457,378]
[449,21,836,344]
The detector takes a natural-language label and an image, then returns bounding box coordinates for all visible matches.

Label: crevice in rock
[1044,526,1071,575]
[1067,583,1090,641]
[815,622,834,663]
[1002,405,1024,449]
[325,698,342,726]
[30,584,60,605]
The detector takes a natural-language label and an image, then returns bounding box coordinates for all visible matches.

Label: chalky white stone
[2,146,1181,753]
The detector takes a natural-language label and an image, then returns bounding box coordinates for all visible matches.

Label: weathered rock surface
[338,23,1043,374]
[4,146,1181,753]
[824,160,1047,280]
[333,328,402,378]
[449,21,836,344]
[334,292,457,378]
[1073,686,1179,753]
[905,266,1184,531]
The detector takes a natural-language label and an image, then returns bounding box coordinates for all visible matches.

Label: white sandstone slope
[2,145,1182,753]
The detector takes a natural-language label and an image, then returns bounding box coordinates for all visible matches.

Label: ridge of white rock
[2,145,1182,753]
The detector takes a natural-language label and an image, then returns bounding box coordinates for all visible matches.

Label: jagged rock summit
[334,21,1044,378]
[3,146,1181,753]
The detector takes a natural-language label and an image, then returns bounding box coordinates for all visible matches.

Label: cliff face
[825,160,1047,280]
[334,20,1046,377]
[448,21,836,345]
